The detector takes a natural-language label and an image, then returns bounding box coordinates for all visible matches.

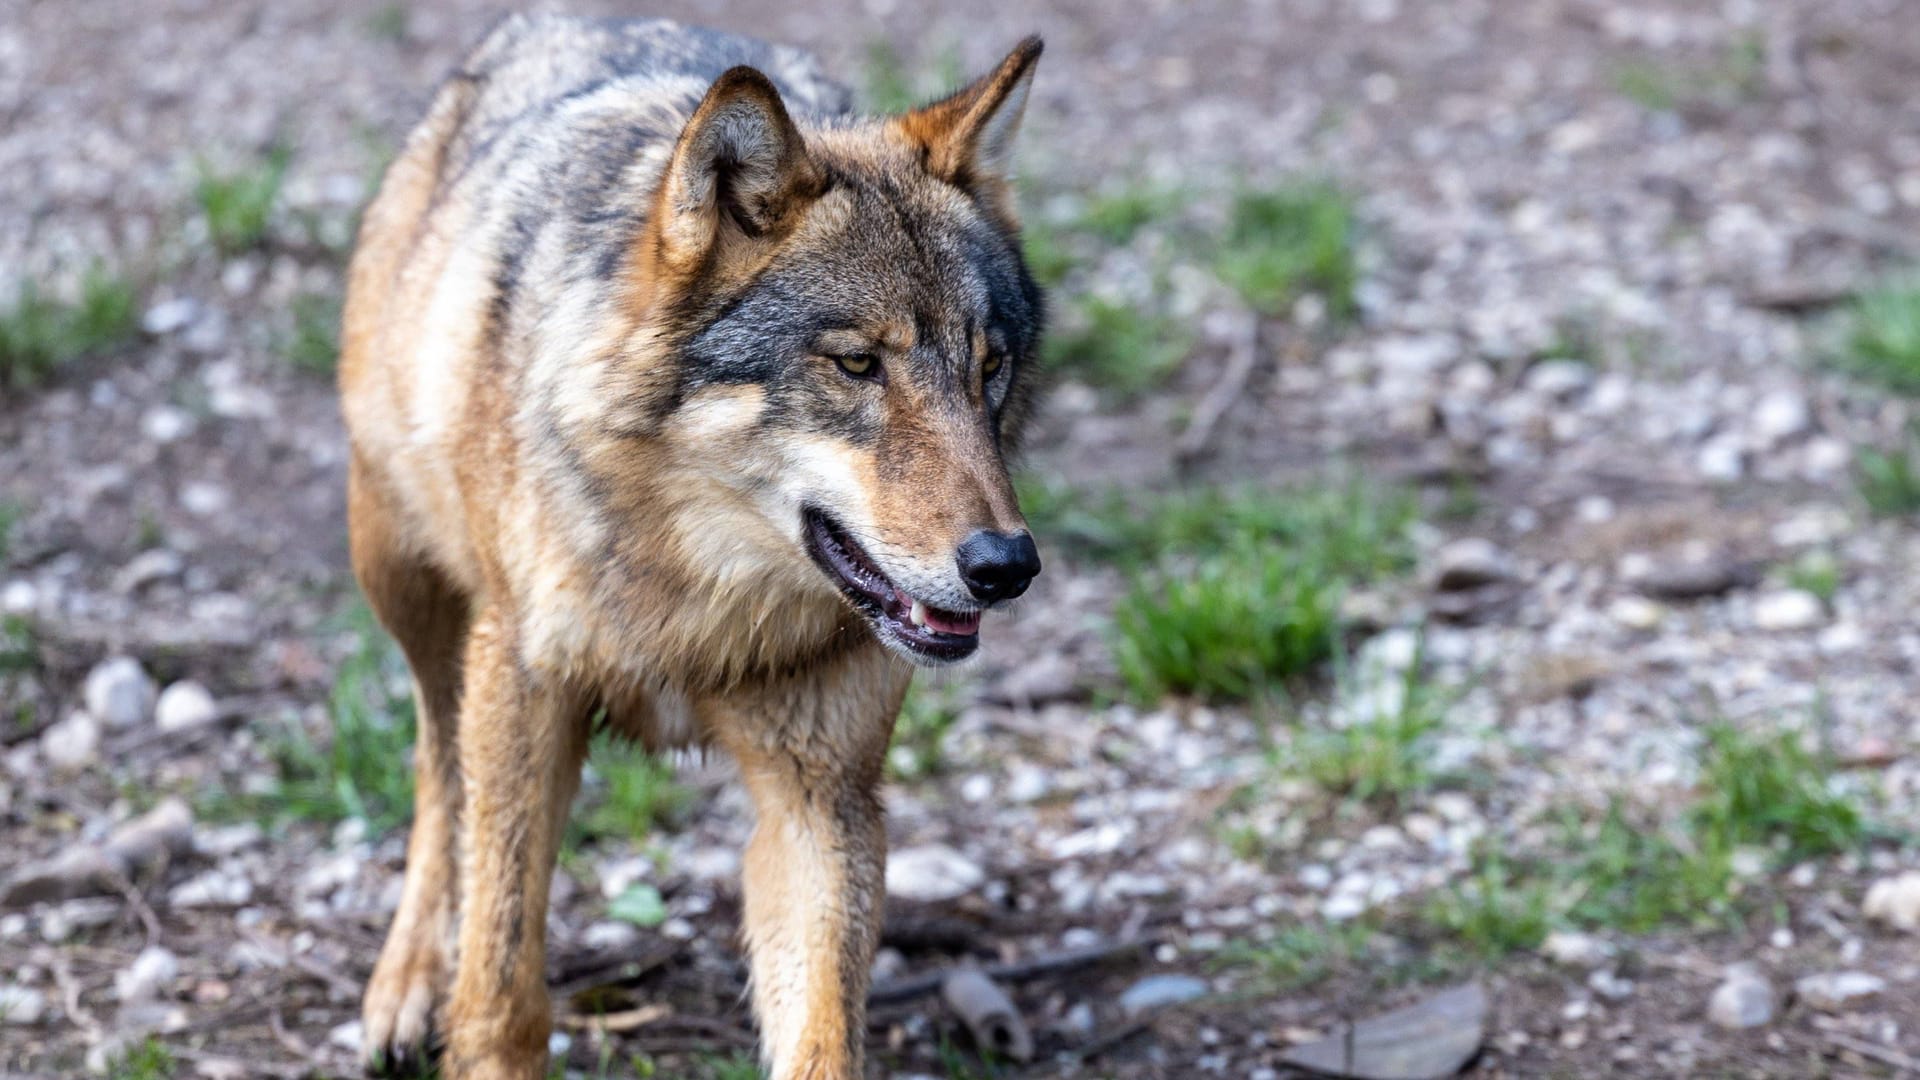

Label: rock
[1633,557,1758,601]
[140,405,196,444]
[115,946,179,1004]
[328,1019,363,1053]
[1607,596,1665,631]
[1707,966,1775,1029]
[987,653,1083,706]
[1282,981,1487,1080]
[1749,389,1811,446]
[1524,359,1594,400]
[141,297,200,336]
[581,921,640,952]
[0,984,46,1025]
[1752,590,1824,632]
[84,655,156,729]
[1795,971,1885,1011]
[1864,872,1920,932]
[1540,931,1613,969]
[113,549,184,594]
[1587,969,1634,1001]
[155,681,218,732]
[1431,538,1517,591]
[169,869,253,908]
[1118,974,1209,1017]
[886,844,985,903]
[40,710,101,771]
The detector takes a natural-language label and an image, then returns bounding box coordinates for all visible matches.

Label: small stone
[155,681,218,733]
[40,710,101,771]
[140,405,196,444]
[169,869,254,908]
[142,297,200,336]
[0,984,46,1025]
[1431,538,1517,591]
[1607,596,1664,631]
[84,655,156,729]
[1524,359,1594,400]
[990,653,1082,706]
[1795,971,1886,1011]
[1541,931,1613,969]
[1118,973,1209,1017]
[1587,969,1633,1001]
[1633,557,1757,601]
[886,844,985,903]
[1749,389,1812,446]
[1708,967,1775,1029]
[328,1019,363,1053]
[582,921,639,952]
[115,946,179,1004]
[1697,437,1745,481]
[180,482,231,516]
[1752,590,1824,632]
[1864,872,1920,932]
[1,581,34,615]
[113,549,184,594]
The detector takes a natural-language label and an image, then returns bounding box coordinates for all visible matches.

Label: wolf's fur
[339,15,1044,1079]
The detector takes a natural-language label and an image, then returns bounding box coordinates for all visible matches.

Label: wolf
[338,13,1046,1079]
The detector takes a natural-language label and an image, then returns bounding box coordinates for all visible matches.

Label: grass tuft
[890,679,961,781]
[1854,434,1920,517]
[215,603,417,834]
[1297,645,1450,807]
[1214,181,1357,318]
[860,40,963,114]
[570,733,690,850]
[0,269,139,390]
[284,292,342,375]
[1080,184,1176,246]
[1216,921,1374,992]
[106,1037,176,1080]
[1840,276,1920,394]
[1041,296,1191,401]
[196,144,291,256]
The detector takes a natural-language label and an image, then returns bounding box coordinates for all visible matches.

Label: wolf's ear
[653,66,826,271]
[893,37,1042,192]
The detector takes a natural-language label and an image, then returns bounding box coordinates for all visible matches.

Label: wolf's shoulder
[457,14,852,122]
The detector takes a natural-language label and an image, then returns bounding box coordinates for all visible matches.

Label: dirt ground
[7,0,1920,1077]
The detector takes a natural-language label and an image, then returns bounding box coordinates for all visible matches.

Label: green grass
[1297,646,1450,807]
[196,144,291,256]
[0,500,18,561]
[1216,920,1375,991]
[1041,296,1192,401]
[860,39,963,114]
[1214,181,1356,318]
[1081,184,1176,246]
[701,1053,765,1080]
[1839,276,1920,394]
[1784,550,1840,605]
[1020,217,1073,288]
[570,733,690,850]
[1,615,38,673]
[1615,33,1766,114]
[366,2,409,42]
[1053,479,1415,706]
[214,603,417,834]
[0,268,139,390]
[284,292,341,375]
[1114,544,1342,704]
[1428,720,1870,953]
[1854,435,1920,517]
[890,679,961,781]
[106,1037,175,1080]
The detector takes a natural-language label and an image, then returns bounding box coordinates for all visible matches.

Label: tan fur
[341,16,1043,1080]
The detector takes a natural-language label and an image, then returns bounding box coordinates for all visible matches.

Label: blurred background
[6,0,1920,1076]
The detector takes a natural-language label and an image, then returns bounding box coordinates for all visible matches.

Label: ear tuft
[893,37,1042,190]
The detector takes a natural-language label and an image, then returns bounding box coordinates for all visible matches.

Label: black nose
[955,530,1041,603]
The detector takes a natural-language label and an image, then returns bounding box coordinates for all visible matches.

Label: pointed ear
[893,37,1042,191]
[653,66,826,272]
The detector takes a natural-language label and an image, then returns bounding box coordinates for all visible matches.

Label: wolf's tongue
[900,591,981,636]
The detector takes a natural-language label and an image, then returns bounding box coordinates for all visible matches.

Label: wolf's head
[624,39,1047,667]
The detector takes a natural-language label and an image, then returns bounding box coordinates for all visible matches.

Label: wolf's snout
[955,529,1041,603]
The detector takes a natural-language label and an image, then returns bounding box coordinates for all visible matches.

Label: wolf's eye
[832,353,880,379]
[982,352,1004,380]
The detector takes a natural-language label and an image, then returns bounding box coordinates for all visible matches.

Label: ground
[6,0,1920,1077]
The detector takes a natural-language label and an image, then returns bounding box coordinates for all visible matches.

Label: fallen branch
[1826,1032,1920,1074]
[557,1003,671,1035]
[942,968,1033,1062]
[0,798,192,908]
[868,936,1156,1006]
[1175,309,1263,466]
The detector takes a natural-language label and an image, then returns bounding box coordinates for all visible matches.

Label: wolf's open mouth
[802,507,981,662]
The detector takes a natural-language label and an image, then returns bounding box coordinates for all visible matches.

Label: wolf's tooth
[910,599,927,628]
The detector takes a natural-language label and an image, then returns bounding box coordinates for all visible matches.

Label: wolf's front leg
[716,669,902,1080]
[442,612,589,1080]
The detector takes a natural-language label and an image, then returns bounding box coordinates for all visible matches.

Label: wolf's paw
[361,933,446,1076]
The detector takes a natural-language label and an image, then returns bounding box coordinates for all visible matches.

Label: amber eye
[982,352,1004,380]
[833,353,879,379]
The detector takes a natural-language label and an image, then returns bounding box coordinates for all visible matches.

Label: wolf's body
[340,14,1044,1079]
